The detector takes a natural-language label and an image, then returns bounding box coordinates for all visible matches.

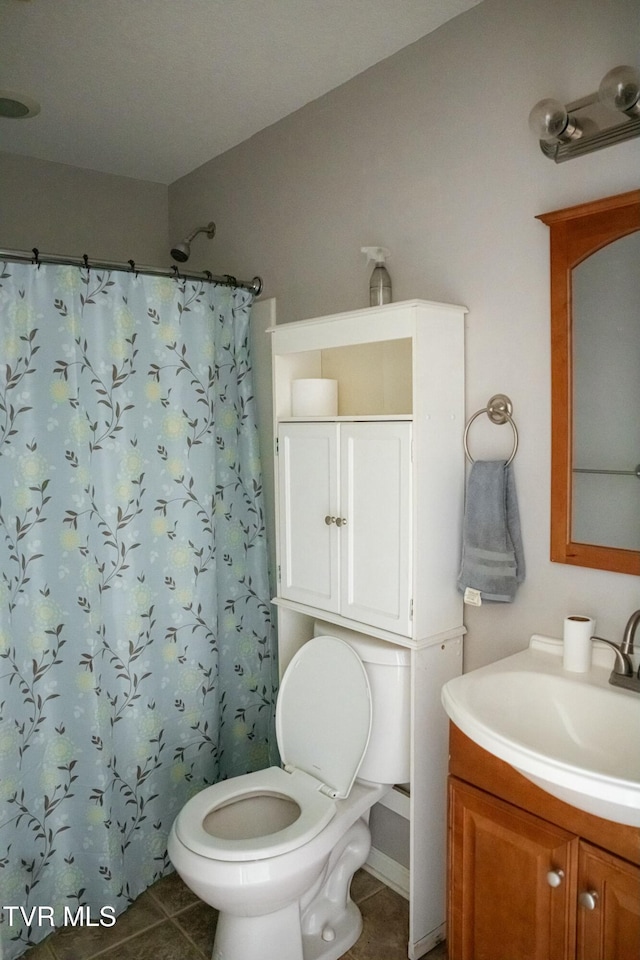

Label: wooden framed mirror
[538,190,640,576]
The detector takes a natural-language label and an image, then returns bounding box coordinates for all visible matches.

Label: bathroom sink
[441,635,640,827]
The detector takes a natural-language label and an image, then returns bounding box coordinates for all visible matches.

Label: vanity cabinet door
[448,778,577,960]
[577,842,640,960]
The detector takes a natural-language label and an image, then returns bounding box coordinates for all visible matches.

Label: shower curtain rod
[0,246,263,296]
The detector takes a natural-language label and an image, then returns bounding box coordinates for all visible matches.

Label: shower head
[170,243,190,263]
[170,221,216,263]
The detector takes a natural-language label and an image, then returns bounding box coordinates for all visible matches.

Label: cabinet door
[577,842,640,960]
[277,422,339,612]
[448,778,577,960]
[340,421,412,634]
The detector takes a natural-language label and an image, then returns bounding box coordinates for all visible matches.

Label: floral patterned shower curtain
[0,262,277,958]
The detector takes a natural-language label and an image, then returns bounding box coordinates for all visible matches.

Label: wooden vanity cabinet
[448,724,640,960]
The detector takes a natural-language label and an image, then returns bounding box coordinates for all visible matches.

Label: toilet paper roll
[563,615,595,672]
[291,379,338,417]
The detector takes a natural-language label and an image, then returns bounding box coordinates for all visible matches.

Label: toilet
[167,623,411,960]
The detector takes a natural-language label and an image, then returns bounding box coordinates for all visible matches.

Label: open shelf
[273,337,413,418]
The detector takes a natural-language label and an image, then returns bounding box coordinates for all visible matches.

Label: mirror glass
[572,231,640,550]
[538,191,640,576]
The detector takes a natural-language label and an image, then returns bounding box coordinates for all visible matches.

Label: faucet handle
[591,636,633,677]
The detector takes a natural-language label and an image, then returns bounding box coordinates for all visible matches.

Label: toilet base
[302,899,362,960]
[300,816,370,960]
[210,818,371,960]
[211,900,362,960]
[213,902,304,960]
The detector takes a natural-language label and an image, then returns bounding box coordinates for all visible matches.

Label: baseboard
[363,846,410,901]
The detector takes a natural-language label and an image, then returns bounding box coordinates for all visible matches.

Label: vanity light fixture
[529,65,640,162]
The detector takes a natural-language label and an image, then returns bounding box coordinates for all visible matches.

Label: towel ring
[463,394,519,466]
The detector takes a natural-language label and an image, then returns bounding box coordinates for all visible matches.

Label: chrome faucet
[621,608,640,656]
[592,609,640,693]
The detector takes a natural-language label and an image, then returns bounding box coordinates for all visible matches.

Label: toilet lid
[276,635,372,799]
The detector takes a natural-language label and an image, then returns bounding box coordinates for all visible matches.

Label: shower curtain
[0,262,277,958]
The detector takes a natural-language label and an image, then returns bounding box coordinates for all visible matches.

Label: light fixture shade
[528,98,581,143]
[0,89,40,119]
[598,65,640,116]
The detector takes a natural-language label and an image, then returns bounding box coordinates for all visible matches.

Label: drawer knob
[335,517,347,527]
[324,515,336,525]
[546,869,564,888]
[579,890,598,911]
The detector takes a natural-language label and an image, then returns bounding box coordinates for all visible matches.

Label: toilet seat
[174,766,337,861]
[277,635,372,799]
[174,636,373,862]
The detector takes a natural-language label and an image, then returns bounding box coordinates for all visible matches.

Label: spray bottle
[361,247,392,307]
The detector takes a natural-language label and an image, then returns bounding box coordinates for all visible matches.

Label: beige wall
[169,0,640,670]
[0,152,168,264]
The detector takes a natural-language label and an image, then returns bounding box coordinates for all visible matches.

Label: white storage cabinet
[278,419,412,634]
[269,299,467,960]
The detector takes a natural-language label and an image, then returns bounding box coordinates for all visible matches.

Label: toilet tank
[313,621,411,785]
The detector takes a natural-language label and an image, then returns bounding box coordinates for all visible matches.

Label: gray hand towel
[457,460,525,603]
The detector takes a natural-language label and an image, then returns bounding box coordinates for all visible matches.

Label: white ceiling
[0,0,482,184]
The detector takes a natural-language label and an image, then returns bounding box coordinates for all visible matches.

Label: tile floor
[21,870,447,960]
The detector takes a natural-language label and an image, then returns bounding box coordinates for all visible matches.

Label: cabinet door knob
[324,515,336,525]
[578,890,598,911]
[546,869,564,888]
[335,517,347,527]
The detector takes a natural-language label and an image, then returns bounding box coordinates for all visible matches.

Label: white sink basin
[441,635,640,826]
